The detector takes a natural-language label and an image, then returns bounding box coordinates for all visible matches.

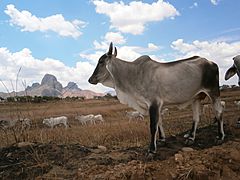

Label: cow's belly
[116,89,149,115]
[163,88,205,106]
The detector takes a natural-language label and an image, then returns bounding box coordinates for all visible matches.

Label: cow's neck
[108,58,149,114]
[108,58,136,90]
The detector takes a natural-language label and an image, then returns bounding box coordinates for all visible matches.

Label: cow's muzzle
[88,76,98,85]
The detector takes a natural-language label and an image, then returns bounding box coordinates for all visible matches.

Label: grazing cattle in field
[220,101,226,110]
[43,116,69,128]
[89,43,224,154]
[0,118,31,130]
[126,111,144,122]
[161,108,170,116]
[225,55,240,128]
[92,114,104,124]
[203,101,225,125]
[19,118,31,129]
[0,119,18,129]
[234,100,240,109]
[203,101,226,114]
[75,114,95,125]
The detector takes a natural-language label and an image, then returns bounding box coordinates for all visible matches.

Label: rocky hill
[0,74,104,99]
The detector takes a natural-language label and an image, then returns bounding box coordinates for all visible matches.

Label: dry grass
[0,99,150,148]
[0,88,240,149]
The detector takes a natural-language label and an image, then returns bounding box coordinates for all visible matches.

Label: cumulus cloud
[4,4,87,39]
[171,39,240,85]
[90,31,160,63]
[93,0,179,35]
[0,47,108,93]
[104,32,126,44]
[210,0,220,5]
[93,31,126,51]
[81,41,161,65]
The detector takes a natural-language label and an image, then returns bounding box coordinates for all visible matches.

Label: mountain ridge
[0,74,104,99]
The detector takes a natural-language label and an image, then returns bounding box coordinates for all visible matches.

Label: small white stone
[181,147,194,152]
[97,145,107,152]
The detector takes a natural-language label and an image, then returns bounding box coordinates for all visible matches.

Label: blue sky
[0,0,240,93]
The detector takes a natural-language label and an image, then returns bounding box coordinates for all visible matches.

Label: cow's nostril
[88,77,98,84]
[88,78,91,83]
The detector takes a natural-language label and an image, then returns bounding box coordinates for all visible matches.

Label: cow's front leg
[149,101,162,153]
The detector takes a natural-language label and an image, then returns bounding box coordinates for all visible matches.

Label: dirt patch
[1,125,240,179]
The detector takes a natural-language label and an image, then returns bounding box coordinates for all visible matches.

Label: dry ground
[0,88,240,179]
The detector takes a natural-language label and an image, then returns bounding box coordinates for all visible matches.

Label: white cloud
[81,42,161,65]
[93,0,179,35]
[91,31,160,61]
[4,4,87,39]
[171,39,240,85]
[0,47,108,93]
[210,0,220,5]
[147,43,160,51]
[93,31,126,51]
[190,2,198,9]
[104,32,126,44]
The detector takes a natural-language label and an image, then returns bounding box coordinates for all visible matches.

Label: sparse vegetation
[0,88,240,179]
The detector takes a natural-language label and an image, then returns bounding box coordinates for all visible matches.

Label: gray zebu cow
[225,55,240,85]
[225,55,240,127]
[89,43,224,154]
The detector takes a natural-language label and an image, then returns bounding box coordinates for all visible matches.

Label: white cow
[75,114,95,125]
[126,111,144,122]
[234,100,240,109]
[92,114,104,124]
[43,116,69,128]
[203,101,225,116]
[161,108,170,116]
[89,42,224,154]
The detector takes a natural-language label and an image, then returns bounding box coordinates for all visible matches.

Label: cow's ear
[225,65,237,80]
[107,42,113,56]
[114,47,117,57]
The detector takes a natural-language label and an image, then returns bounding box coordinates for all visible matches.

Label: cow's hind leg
[212,97,225,144]
[158,108,166,144]
[149,101,162,154]
[184,99,201,145]
[157,122,166,146]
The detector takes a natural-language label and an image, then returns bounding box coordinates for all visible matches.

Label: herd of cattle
[1,100,239,131]
[1,42,240,154]
[0,110,147,130]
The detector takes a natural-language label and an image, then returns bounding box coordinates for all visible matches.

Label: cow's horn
[107,42,113,55]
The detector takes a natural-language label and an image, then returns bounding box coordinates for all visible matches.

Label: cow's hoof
[215,137,224,145]
[185,138,194,146]
[146,151,156,160]
[157,139,166,147]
